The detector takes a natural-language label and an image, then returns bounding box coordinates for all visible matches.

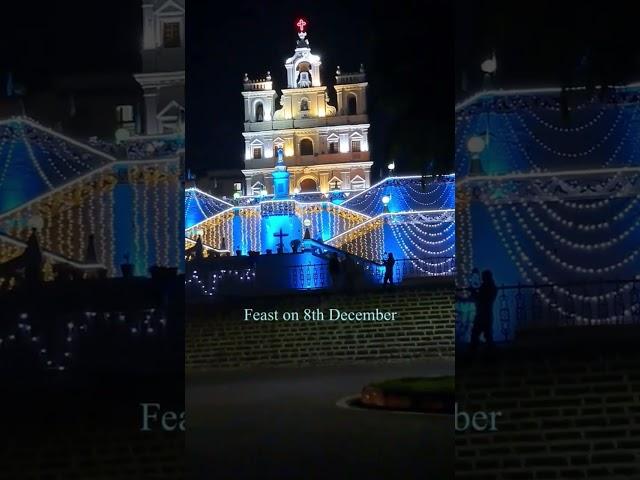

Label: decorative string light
[514,201,640,250]
[152,179,161,266]
[0,308,169,371]
[487,205,640,321]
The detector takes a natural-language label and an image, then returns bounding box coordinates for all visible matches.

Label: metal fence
[388,257,456,281]
[186,255,456,298]
[456,279,640,343]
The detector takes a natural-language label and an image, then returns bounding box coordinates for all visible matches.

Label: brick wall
[456,336,640,479]
[2,377,185,480]
[186,282,454,370]
[2,429,184,480]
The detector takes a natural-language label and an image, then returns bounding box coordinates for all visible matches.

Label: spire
[285,18,321,88]
[296,18,310,48]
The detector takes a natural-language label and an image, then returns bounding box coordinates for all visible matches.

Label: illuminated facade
[0,1,185,285]
[0,118,183,282]
[185,175,455,292]
[241,19,372,196]
[456,84,640,336]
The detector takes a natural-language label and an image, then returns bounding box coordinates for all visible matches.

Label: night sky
[188,0,454,178]
[455,1,640,98]
[0,1,638,175]
[0,1,140,82]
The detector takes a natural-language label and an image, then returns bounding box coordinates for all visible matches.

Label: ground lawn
[369,376,454,396]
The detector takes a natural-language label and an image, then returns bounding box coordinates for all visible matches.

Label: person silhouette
[383,252,395,285]
[342,254,357,291]
[328,252,341,288]
[469,270,497,352]
[194,235,204,261]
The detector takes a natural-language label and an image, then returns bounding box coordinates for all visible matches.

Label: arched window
[255,102,264,122]
[300,98,309,112]
[299,138,313,156]
[347,94,357,115]
[299,178,317,192]
[297,62,312,88]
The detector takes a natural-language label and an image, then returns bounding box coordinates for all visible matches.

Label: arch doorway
[299,178,318,192]
[347,94,357,115]
[299,138,314,156]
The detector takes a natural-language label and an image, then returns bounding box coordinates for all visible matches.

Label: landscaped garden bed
[359,376,454,413]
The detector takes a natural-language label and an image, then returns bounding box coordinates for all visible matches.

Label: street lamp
[303,218,312,239]
[387,161,395,176]
[28,215,44,231]
[382,195,391,213]
[467,136,486,175]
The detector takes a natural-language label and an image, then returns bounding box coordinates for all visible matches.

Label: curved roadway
[187,359,454,479]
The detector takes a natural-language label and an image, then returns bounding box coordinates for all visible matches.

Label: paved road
[187,359,454,479]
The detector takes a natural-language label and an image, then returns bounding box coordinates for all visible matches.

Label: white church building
[241,19,372,196]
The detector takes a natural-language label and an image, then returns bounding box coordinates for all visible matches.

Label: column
[142,4,155,50]
[340,171,350,190]
[143,86,159,135]
[319,172,329,192]
[264,174,273,194]
[364,167,371,188]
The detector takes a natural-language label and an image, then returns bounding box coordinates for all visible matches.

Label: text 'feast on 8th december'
[243,308,399,322]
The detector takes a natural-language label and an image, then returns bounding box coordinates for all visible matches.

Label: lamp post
[382,195,391,213]
[481,51,497,89]
[467,135,486,176]
[387,161,395,177]
[303,218,312,239]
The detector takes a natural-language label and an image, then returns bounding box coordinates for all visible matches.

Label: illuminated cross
[273,228,289,253]
[296,18,307,33]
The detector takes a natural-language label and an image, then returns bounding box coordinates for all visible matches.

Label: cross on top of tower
[296,18,307,32]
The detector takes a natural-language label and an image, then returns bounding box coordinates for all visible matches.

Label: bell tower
[241,18,373,196]
[284,19,322,89]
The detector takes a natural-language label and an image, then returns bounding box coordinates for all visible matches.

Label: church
[185,20,455,296]
[241,19,372,196]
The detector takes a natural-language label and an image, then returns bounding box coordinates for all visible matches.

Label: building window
[297,63,312,88]
[253,147,262,159]
[351,140,361,152]
[329,177,342,190]
[234,182,242,192]
[163,22,181,48]
[300,99,309,112]
[115,105,134,123]
[351,177,366,190]
[252,182,265,196]
[299,138,313,156]
[347,94,357,115]
[328,141,338,154]
[255,102,264,122]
